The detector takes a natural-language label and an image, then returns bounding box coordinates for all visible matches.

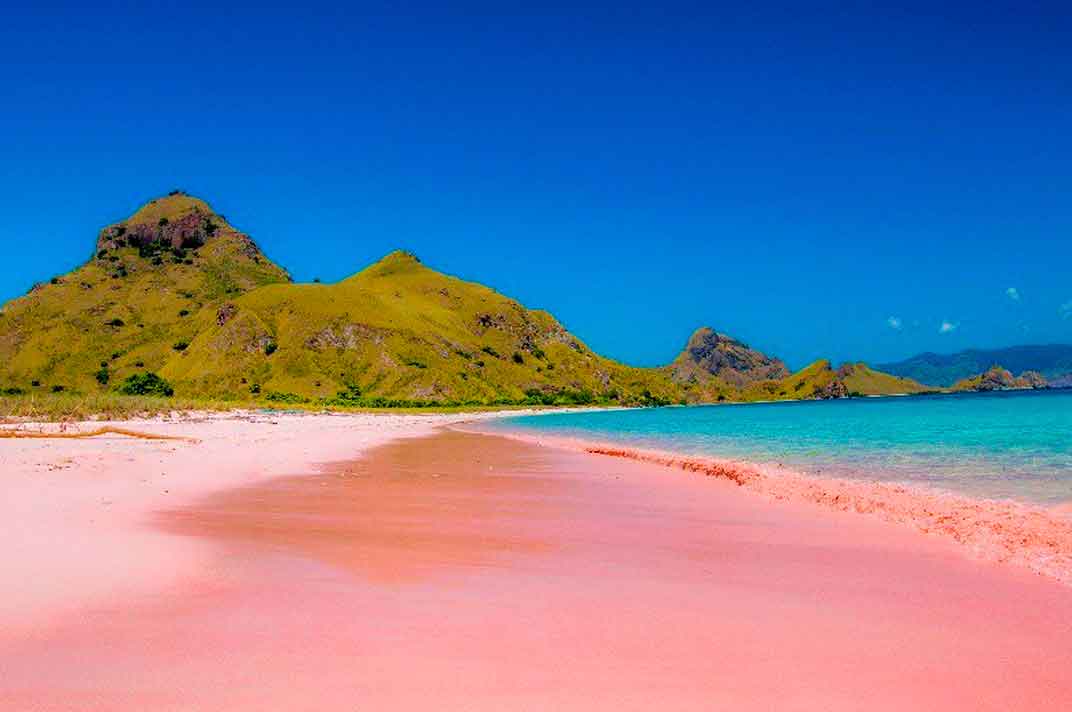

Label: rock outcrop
[953,366,1049,392]
[669,327,789,387]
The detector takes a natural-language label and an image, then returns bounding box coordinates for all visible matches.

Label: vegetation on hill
[671,354,929,404]
[0,192,930,411]
[0,192,288,398]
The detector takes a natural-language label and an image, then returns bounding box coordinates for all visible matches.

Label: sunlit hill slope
[0,193,927,406]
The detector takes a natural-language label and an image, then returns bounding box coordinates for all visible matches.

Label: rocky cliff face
[669,327,789,387]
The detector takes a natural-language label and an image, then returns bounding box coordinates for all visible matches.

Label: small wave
[474,427,1072,587]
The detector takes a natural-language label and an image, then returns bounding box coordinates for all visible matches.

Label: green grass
[0,392,238,422]
[0,391,567,423]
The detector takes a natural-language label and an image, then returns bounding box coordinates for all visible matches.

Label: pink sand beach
[2,413,1071,710]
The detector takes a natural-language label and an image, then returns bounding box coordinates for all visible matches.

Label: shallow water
[489,390,1072,505]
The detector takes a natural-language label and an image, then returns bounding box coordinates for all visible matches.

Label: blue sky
[1,1,1069,369]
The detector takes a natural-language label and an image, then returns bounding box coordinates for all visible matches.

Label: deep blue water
[488,390,1072,505]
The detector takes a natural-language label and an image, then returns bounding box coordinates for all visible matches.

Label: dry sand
[2,414,1071,710]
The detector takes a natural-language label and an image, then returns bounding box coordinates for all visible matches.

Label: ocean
[488,390,1072,506]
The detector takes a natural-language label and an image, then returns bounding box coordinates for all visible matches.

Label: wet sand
[3,429,1072,710]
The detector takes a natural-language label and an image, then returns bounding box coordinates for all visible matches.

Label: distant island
[0,193,1065,409]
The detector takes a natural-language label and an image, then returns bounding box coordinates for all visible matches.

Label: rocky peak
[95,192,231,254]
[670,327,789,386]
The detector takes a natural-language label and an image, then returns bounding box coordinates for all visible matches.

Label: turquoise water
[489,390,1072,505]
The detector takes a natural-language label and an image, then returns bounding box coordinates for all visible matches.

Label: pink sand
[473,427,1072,586]
[2,418,1071,710]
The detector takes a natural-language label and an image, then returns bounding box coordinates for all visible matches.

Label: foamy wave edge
[463,426,1072,587]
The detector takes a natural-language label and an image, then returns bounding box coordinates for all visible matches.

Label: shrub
[134,361,144,368]
[117,372,174,397]
[172,341,189,351]
[31,380,40,387]
[2,387,25,396]
[158,217,169,226]
[512,352,524,365]
[51,385,65,393]
[636,389,671,407]
[331,384,363,403]
[105,318,125,327]
[249,383,261,394]
[481,345,500,358]
[263,391,308,404]
[403,358,426,369]
[94,368,110,385]
[264,341,278,356]
[178,309,190,317]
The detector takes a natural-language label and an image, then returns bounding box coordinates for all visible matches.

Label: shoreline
[4,426,1070,710]
[463,424,1072,586]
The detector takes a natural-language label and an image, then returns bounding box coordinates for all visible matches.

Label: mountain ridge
[879,344,1072,387]
[1,193,927,406]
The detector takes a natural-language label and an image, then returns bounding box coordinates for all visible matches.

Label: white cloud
[939,320,958,334]
[1061,301,1072,320]
[887,316,903,330]
[1006,287,1020,301]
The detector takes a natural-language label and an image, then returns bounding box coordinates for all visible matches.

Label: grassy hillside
[161,250,679,405]
[838,362,931,396]
[0,192,930,410]
[732,360,928,402]
[0,193,289,395]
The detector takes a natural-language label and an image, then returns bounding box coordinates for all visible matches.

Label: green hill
[0,192,289,395]
[0,192,928,408]
[161,249,678,405]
